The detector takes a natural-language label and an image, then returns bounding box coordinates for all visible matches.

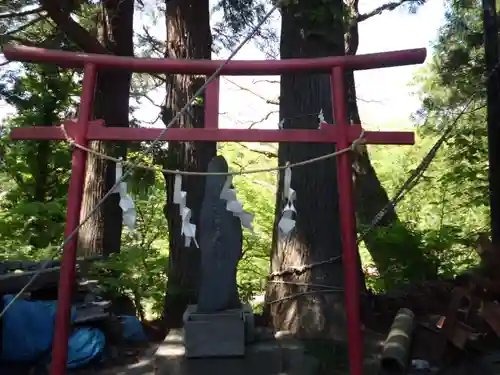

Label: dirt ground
[12,278,492,375]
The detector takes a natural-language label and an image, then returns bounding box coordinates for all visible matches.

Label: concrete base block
[242,303,255,343]
[183,305,249,358]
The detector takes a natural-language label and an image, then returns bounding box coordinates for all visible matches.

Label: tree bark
[482,0,500,245]
[266,1,362,340]
[77,0,135,257]
[40,0,134,257]
[343,1,437,286]
[30,68,61,248]
[161,0,215,328]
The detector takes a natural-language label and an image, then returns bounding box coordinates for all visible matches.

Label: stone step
[154,329,319,375]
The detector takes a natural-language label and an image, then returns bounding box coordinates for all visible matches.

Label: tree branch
[38,0,108,54]
[138,26,165,57]
[357,96,383,104]
[3,36,41,47]
[357,0,414,22]
[135,93,164,108]
[252,79,280,85]
[237,143,277,158]
[0,7,43,19]
[224,77,279,105]
[247,110,279,129]
[3,14,47,37]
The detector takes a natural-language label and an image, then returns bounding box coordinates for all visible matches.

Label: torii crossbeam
[3,44,425,375]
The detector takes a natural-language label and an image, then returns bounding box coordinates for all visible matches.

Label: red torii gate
[3,44,425,375]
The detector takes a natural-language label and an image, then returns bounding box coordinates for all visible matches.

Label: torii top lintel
[3,44,426,75]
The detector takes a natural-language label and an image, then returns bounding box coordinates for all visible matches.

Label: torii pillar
[3,44,425,375]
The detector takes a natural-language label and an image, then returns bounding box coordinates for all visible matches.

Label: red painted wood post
[331,66,363,375]
[50,63,97,375]
[204,77,220,129]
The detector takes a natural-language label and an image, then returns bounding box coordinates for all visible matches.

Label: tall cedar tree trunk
[40,0,135,257]
[77,0,134,257]
[30,71,60,248]
[482,0,500,245]
[266,1,365,340]
[162,0,215,328]
[344,1,437,286]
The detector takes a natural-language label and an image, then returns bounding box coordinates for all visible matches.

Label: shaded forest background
[0,0,493,335]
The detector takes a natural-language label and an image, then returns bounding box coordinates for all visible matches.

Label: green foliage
[409,0,490,265]
[354,0,494,291]
[89,174,169,319]
[219,142,277,302]
[211,0,279,57]
[363,129,486,291]
[0,63,78,254]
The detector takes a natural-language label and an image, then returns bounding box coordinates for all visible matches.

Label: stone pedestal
[182,304,254,358]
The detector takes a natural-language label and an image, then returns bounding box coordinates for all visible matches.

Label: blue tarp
[119,315,147,342]
[66,327,106,369]
[1,295,60,362]
[0,295,105,368]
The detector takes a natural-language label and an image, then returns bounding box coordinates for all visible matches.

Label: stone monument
[197,155,243,313]
[182,155,253,358]
[155,157,321,375]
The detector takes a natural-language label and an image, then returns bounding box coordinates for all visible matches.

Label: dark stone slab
[197,156,243,313]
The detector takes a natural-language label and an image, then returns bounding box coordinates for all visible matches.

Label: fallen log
[0,256,104,295]
[380,308,415,375]
[0,267,63,295]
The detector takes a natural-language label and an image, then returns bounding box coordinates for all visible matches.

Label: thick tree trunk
[77,0,134,257]
[344,2,437,286]
[30,75,59,248]
[38,0,134,256]
[266,1,362,340]
[33,76,59,203]
[161,0,215,328]
[33,142,50,202]
[482,0,500,245]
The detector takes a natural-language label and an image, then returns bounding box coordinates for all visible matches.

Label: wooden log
[0,267,63,294]
[0,256,105,295]
[480,301,500,337]
[380,308,415,375]
[0,260,62,274]
[0,256,104,274]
